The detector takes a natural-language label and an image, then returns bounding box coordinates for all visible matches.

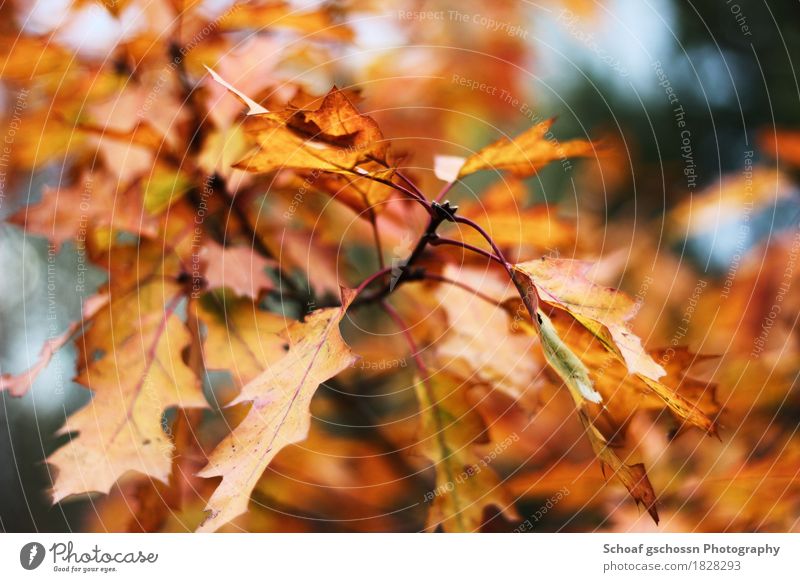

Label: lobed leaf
[196,289,359,532]
[415,372,517,532]
[456,119,595,179]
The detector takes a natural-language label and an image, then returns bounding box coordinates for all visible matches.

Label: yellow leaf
[143,165,193,214]
[514,257,666,381]
[204,66,269,115]
[538,313,660,523]
[196,289,359,531]
[48,212,205,500]
[415,371,517,532]
[546,309,719,434]
[450,180,578,257]
[537,311,601,404]
[577,408,660,523]
[218,1,354,42]
[193,293,291,388]
[49,280,207,502]
[512,258,716,434]
[0,36,72,82]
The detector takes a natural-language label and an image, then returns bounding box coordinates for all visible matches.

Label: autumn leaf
[5,0,789,536]
[504,256,718,523]
[447,178,579,259]
[200,241,277,299]
[0,36,72,82]
[453,119,595,179]
[432,265,539,403]
[5,108,85,169]
[536,310,602,404]
[415,371,517,532]
[196,289,359,532]
[82,409,213,533]
[669,166,794,238]
[49,279,207,501]
[314,172,398,216]
[514,257,666,381]
[192,293,290,388]
[528,310,659,521]
[512,257,716,434]
[218,1,354,42]
[545,310,719,433]
[10,172,159,250]
[577,406,660,523]
[48,209,208,500]
[207,68,393,181]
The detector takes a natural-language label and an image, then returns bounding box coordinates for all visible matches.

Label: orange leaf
[457,119,595,178]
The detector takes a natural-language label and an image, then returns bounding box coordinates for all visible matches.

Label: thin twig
[395,170,428,201]
[368,207,385,269]
[354,265,394,298]
[428,236,503,264]
[380,300,428,375]
[434,180,456,203]
[420,273,505,307]
[452,215,513,275]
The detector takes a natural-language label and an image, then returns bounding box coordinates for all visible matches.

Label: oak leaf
[512,258,716,433]
[200,241,277,299]
[415,371,517,532]
[196,289,359,532]
[514,258,665,378]
[208,69,393,180]
[193,293,290,388]
[455,119,595,178]
[536,309,659,522]
[48,209,207,500]
[49,280,207,502]
[10,173,159,251]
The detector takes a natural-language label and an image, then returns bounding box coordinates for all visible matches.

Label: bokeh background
[1,0,799,532]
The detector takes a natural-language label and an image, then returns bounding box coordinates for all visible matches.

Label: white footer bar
[1,533,796,581]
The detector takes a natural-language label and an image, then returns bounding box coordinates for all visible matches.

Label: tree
[9,0,793,533]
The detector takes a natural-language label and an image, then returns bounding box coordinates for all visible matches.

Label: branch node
[431,200,459,223]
